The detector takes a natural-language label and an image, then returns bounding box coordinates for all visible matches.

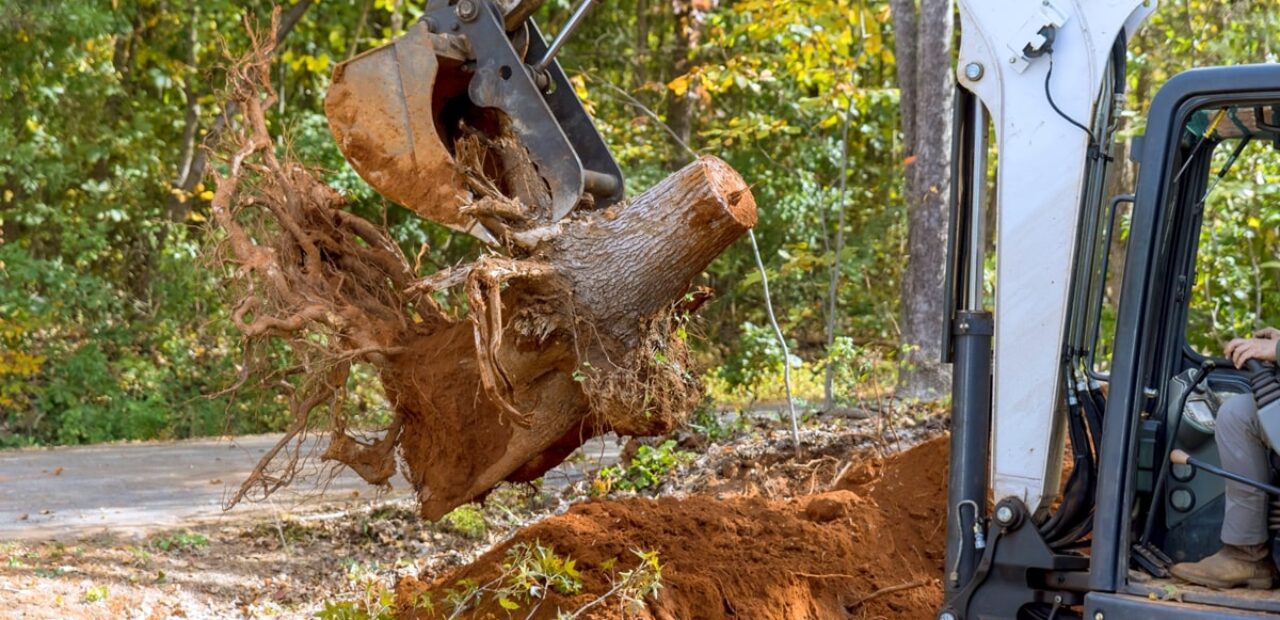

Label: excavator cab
[1106,83,1280,615]
[325,0,623,244]
[1132,102,1280,567]
[941,64,1280,619]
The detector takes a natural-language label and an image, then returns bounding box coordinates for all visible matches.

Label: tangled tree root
[212,11,756,519]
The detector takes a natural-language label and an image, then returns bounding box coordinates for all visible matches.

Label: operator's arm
[1224,327,1280,368]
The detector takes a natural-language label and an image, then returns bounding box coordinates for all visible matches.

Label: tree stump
[209,27,756,519]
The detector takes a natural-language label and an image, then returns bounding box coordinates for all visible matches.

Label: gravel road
[0,432,619,541]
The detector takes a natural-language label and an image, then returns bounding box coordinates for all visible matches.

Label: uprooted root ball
[210,12,756,519]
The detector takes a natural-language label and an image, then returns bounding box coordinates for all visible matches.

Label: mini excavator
[323,0,1280,617]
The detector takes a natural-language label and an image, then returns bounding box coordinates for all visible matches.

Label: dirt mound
[396,436,949,619]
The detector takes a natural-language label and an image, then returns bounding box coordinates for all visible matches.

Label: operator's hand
[1224,337,1278,368]
[1256,327,1280,340]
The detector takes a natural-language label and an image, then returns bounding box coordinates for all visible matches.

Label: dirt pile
[396,436,949,619]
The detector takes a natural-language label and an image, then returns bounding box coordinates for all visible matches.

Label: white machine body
[956,0,1157,514]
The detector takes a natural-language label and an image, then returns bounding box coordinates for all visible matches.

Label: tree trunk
[666,0,697,166]
[894,0,954,401]
[889,0,918,154]
[213,8,754,521]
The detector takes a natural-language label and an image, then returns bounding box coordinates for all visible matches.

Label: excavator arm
[957,0,1155,519]
[941,1,1157,618]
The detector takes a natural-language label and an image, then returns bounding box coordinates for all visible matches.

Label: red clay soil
[397,436,949,619]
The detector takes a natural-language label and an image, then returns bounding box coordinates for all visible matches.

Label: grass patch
[149,531,209,552]
[441,504,488,540]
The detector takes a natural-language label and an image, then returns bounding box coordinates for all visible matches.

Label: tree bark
[894,0,954,400]
[889,0,918,154]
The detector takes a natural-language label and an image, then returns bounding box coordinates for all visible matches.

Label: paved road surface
[0,433,619,541]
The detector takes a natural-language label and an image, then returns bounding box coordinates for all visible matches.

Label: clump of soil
[397,436,949,619]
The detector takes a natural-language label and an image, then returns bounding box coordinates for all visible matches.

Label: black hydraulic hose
[1086,194,1131,382]
[1139,362,1215,545]
[1048,385,1106,547]
[1076,382,1105,450]
[1042,370,1097,545]
[1046,385,1104,547]
[1110,31,1127,96]
[1041,374,1083,536]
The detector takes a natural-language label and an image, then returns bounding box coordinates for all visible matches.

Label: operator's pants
[1218,393,1271,546]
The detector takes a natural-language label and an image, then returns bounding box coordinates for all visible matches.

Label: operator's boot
[1170,543,1273,589]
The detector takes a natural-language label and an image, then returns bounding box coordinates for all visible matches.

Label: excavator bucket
[326,24,484,238]
[325,0,624,241]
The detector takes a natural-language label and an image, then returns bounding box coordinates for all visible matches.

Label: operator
[1170,328,1280,590]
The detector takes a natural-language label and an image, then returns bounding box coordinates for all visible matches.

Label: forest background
[1,0,1276,446]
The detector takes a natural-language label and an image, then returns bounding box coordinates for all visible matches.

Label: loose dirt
[397,435,949,619]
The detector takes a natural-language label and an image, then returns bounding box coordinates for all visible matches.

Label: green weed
[595,440,694,494]
[150,531,209,552]
[440,504,488,540]
[83,584,108,603]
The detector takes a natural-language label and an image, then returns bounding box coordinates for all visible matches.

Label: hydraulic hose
[1042,369,1098,546]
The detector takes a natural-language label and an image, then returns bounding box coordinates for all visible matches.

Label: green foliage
[0,0,412,446]
[596,440,694,493]
[83,584,109,603]
[715,321,801,394]
[3,0,1277,448]
[602,549,664,617]
[315,595,395,620]
[1184,136,1280,353]
[440,504,488,540]
[500,541,584,603]
[149,531,209,552]
[1125,1,1280,355]
[431,542,594,616]
[686,400,745,444]
[315,561,397,620]
[442,577,482,611]
[33,566,68,578]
